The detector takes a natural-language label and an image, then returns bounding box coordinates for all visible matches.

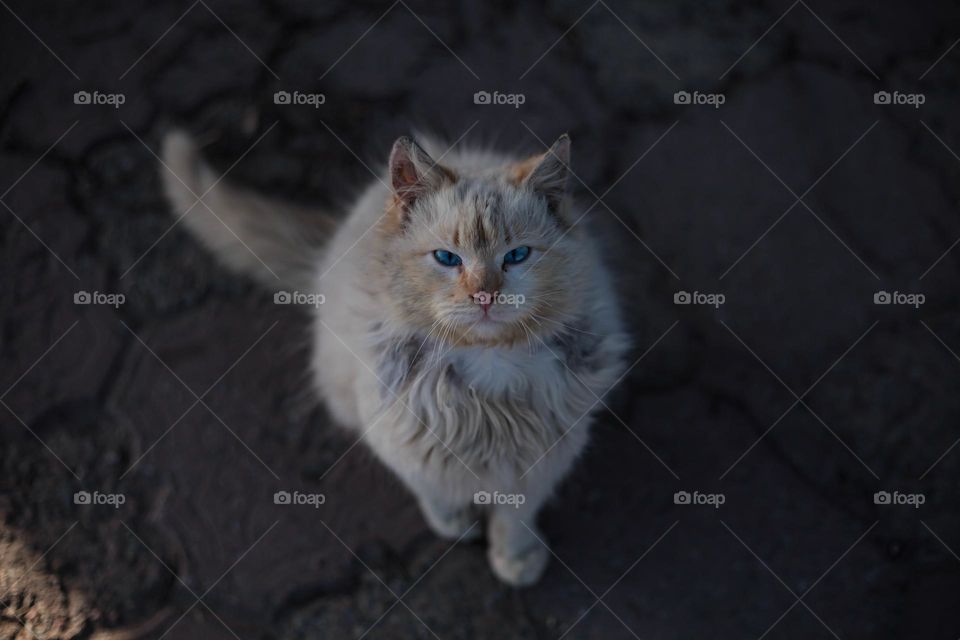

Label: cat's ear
[388,136,455,213]
[521,134,571,214]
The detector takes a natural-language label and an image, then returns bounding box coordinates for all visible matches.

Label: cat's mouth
[454,307,518,326]
[441,308,531,344]
[446,312,504,330]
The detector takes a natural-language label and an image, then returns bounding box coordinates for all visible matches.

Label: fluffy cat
[160,130,629,586]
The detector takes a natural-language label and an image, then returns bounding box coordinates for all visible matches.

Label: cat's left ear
[388,136,456,215]
[521,134,571,215]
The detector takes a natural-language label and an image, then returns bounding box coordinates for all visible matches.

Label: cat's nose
[461,264,502,295]
[472,290,493,313]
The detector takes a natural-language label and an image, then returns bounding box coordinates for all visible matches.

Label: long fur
[160,131,334,291]
[160,130,630,586]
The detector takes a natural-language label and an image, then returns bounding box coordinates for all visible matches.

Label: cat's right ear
[388,137,455,216]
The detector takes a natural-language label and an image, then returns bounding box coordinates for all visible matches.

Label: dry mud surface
[1,1,959,638]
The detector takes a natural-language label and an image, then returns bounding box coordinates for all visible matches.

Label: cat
[160,129,630,586]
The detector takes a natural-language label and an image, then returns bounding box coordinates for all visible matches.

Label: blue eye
[503,246,531,265]
[433,249,462,267]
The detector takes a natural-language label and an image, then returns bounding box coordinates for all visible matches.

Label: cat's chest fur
[372,327,612,472]
[445,343,562,393]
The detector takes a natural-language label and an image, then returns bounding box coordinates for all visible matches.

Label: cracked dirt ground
[2,0,960,638]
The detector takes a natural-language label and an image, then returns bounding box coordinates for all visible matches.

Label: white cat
[161,130,629,586]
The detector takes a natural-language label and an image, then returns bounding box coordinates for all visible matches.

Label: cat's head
[376,135,590,347]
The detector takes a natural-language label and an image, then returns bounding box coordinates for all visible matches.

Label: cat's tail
[159,130,335,292]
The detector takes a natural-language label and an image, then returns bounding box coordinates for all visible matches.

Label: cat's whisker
[525,302,588,326]
[522,296,571,310]
[433,318,454,368]
[518,318,537,355]
[449,318,481,354]
[413,316,445,369]
[530,313,599,336]
[528,289,567,297]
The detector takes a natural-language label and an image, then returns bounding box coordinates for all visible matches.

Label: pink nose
[472,291,493,313]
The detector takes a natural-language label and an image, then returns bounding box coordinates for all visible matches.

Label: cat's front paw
[420,501,481,541]
[488,541,549,587]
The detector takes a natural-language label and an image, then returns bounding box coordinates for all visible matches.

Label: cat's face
[378,136,587,346]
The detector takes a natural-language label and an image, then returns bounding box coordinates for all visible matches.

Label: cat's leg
[486,478,553,587]
[358,402,481,541]
[393,458,482,541]
[417,490,481,541]
[486,434,588,587]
